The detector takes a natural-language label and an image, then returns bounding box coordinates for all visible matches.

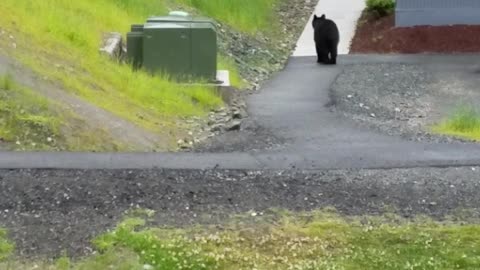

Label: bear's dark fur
[312,14,339,65]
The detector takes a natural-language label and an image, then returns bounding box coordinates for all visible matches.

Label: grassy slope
[2,211,480,269]
[0,75,124,151]
[177,0,277,33]
[0,0,278,150]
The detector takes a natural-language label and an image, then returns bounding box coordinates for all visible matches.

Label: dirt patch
[350,12,480,53]
[330,63,480,143]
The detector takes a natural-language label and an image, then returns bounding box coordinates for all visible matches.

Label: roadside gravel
[1,167,480,257]
[330,63,480,143]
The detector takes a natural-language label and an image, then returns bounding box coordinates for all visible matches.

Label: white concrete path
[293,0,366,56]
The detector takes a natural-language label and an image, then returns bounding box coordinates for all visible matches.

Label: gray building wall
[396,0,480,27]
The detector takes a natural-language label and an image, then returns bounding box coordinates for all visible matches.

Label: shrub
[366,0,395,17]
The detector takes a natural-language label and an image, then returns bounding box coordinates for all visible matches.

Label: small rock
[11,43,16,49]
[394,107,401,112]
[99,32,123,60]
[214,107,226,113]
[180,143,192,150]
[237,101,247,109]
[370,113,376,118]
[233,109,248,119]
[47,137,53,142]
[210,124,224,132]
[359,103,364,108]
[143,265,154,270]
[347,95,353,99]
[227,120,242,131]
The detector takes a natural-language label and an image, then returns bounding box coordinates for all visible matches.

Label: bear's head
[312,14,326,28]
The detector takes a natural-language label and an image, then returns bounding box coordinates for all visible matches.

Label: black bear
[312,14,339,65]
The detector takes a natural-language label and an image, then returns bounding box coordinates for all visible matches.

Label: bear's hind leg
[327,40,338,65]
[316,44,329,64]
[316,44,321,63]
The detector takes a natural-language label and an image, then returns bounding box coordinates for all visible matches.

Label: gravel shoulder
[1,167,480,258]
[193,118,289,153]
[330,63,480,143]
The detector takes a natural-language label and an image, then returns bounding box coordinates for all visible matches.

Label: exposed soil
[1,167,480,258]
[350,12,480,53]
[330,63,480,143]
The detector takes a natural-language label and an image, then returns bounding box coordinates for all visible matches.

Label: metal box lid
[143,22,190,30]
[146,11,216,29]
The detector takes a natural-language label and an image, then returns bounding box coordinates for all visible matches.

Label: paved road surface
[2,55,480,170]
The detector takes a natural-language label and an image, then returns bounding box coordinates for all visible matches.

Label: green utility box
[131,24,144,32]
[126,31,143,70]
[126,12,217,81]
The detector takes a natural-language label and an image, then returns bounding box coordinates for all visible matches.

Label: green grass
[0,74,124,151]
[0,0,281,150]
[0,0,263,149]
[0,228,13,261]
[177,0,279,33]
[0,0,221,127]
[3,210,480,269]
[433,105,480,141]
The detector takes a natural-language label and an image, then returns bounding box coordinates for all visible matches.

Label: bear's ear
[313,14,318,20]
[320,14,326,19]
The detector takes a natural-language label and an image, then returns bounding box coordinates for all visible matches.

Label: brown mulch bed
[350,12,480,53]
